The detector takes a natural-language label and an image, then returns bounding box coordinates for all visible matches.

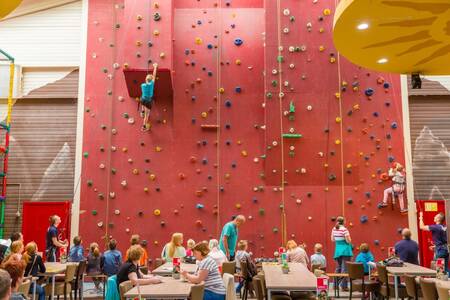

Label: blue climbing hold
[383,82,390,89]
[364,88,374,97]
[191,96,196,101]
[234,38,243,46]
[225,140,231,145]
[196,203,204,209]
[202,158,208,164]
[365,192,371,198]
[207,71,213,77]
[388,155,395,163]
[231,24,235,28]
[225,100,232,107]
[374,240,380,246]
[373,112,379,117]
[397,227,403,234]
[184,49,190,55]
[391,122,398,129]
[231,162,237,168]
[360,215,368,224]
[197,20,202,25]
[207,44,213,49]
[191,118,196,124]
[202,140,207,146]
[252,197,258,203]
[191,61,196,66]
[235,86,242,93]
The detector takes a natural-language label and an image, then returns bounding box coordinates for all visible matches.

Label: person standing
[219,215,246,261]
[394,228,419,265]
[45,215,67,262]
[419,211,449,273]
[331,216,353,291]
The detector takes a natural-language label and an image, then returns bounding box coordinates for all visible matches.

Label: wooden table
[125,277,194,299]
[262,262,317,300]
[152,262,198,276]
[42,262,68,299]
[386,263,436,300]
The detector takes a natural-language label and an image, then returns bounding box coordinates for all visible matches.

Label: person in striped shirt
[331,216,353,291]
[182,242,226,300]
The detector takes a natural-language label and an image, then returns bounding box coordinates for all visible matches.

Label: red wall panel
[80,0,407,263]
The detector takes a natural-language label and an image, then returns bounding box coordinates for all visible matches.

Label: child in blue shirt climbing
[68,236,84,262]
[355,243,375,275]
[140,63,158,132]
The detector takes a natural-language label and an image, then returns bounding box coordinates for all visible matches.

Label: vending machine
[416,200,450,268]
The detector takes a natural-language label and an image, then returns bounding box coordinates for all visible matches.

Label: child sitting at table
[68,236,84,262]
[125,234,149,267]
[355,243,375,275]
[186,239,195,257]
[310,243,327,270]
[286,240,309,267]
[3,241,24,263]
[101,238,122,277]
[86,242,103,293]
[235,240,250,272]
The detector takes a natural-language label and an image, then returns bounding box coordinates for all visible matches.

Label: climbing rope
[336,54,346,217]
[216,0,223,236]
[276,0,287,246]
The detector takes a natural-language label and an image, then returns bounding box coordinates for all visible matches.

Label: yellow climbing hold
[235,203,241,209]
[136,40,143,46]
[195,37,203,45]
[132,168,139,175]
[218,87,225,94]
[149,174,156,181]
[160,52,165,58]
[319,45,325,52]
[201,112,208,118]
[330,57,336,63]
[153,209,161,216]
[144,187,149,193]
[136,15,143,21]
[241,150,248,157]
[335,117,342,123]
[235,59,241,65]
[224,173,231,179]
[323,8,331,16]
[335,92,341,99]
[335,139,341,145]
[153,29,160,36]
[155,146,162,152]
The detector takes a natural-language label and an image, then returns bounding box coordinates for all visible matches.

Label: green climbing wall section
[80,0,407,260]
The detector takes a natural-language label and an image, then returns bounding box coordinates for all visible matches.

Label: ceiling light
[377,58,388,64]
[357,23,369,30]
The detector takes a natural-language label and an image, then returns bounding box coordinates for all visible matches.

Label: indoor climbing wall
[80,0,407,261]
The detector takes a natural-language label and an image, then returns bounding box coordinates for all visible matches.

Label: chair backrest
[190,283,205,300]
[222,262,236,275]
[154,258,164,269]
[404,275,418,298]
[377,264,388,284]
[435,280,450,300]
[255,274,266,298]
[240,260,250,280]
[65,264,79,283]
[311,264,322,273]
[139,266,148,275]
[419,277,438,300]
[119,280,133,300]
[75,261,87,285]
[346,262,364,280]
[18,278,32,296]
[253,277,264,300]
[223,273,236,300]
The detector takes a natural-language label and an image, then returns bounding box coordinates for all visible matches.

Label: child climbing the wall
[140,63,158,132]
[379,162,407,213]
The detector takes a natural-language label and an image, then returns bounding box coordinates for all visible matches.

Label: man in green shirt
[219,215,246,261]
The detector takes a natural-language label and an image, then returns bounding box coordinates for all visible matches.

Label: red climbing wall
[80,0,408,262]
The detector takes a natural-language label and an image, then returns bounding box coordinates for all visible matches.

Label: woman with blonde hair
[286,240,309,267]
[161,233,186,262]
[3,241,24,263]
[23,242,46,300]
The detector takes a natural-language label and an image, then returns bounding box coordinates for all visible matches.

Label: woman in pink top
[286,240,309,267]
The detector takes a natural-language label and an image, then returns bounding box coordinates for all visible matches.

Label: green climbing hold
[272,227,279,233]
[111,168,117,174]
[91,210,97,216]
[83,152,89,158]
[282,133,303,138]
[289,101,295,113]
[277,55,284,63]
[266,92,273,99]
[87,180,93,186]
[258,208,265,216]
[271,80,278,87]
[289,151,295,157]
[123,113,129,119]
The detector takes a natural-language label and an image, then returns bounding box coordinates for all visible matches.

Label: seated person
[2,258,27,300]
[286,240,309,267]
[394,228,419,265]
[0,269,11,300]
[186,239,195,257]
[208,239,227,267]
[161,233,186,263]
[181,242,226,300]
[355,243,375,275]
[23,242,46,300]
[125,234,148,267]
[310,243,327,270]
[235,240,250,271]
[68,236,84,262]
[102,239,122,277]
[116,245,161,287]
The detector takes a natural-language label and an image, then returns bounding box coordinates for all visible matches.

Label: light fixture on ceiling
[357,23,369,30]
[377,58,388,64]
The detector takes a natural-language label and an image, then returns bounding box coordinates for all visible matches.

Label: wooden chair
[404,275,422,300]
[44,264,78,300]
[18,277,32,299]
[435,279,450,300]
[118,280,133,300]
[377,264,407,299]
[71,261,86,300]
[139,266,148,275]
[346,262,380,300]
[311,264,322,273]
[221,262,236,275]
[190,283,205,300]
[223,273,236,300]
[419,277,438,300]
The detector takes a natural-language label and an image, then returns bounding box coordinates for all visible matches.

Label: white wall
[0,1,82,67]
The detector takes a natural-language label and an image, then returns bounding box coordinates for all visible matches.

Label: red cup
[173,257,181,266]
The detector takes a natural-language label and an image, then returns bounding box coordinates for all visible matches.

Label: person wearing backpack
[140,63,158,132]
[101,239,122,277]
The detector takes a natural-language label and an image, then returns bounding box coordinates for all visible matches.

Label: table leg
[267,288,272,300]
[32,281,36,300]
[80,274,84,300]
[394,275,399,300]
[52,275,56,299]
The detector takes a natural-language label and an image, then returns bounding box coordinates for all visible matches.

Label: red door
[416,200,446,268]
[22,201,71,256]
